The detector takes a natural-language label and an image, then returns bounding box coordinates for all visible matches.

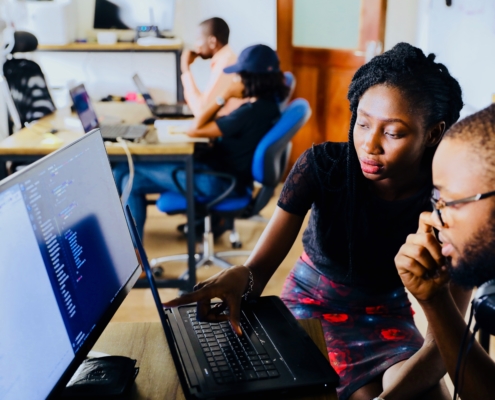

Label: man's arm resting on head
[420,289,495,400]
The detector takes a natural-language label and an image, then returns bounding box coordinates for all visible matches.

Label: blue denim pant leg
[115,162,232,238]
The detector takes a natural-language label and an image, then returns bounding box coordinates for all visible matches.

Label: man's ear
[208,35,217,50]
[426,121,446,147]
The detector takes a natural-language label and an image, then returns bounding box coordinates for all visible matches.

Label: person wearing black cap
[116,44,289,239]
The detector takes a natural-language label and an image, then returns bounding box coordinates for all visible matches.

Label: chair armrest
[171,168,238,210]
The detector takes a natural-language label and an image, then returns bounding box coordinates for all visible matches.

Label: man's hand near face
[181,50,198,73]
[395,212,492,400]
[395,212,450,302]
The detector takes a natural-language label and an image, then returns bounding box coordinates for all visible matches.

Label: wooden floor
[111,184,494,393]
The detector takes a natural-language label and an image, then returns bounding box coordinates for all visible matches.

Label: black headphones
[472,279,495,335]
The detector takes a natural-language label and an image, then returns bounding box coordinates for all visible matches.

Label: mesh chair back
[252,98,311,187]
[3,58,56,125]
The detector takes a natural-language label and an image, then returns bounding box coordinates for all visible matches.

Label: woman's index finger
[417,212,435,234]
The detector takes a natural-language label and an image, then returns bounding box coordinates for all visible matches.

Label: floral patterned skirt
[280,253,424,400]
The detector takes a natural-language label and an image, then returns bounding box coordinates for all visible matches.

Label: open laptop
[133,73,193,118]
[124,206,339,399]
[0,129,141,399]
[69,84,148,141]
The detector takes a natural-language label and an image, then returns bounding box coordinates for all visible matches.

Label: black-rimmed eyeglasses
[431,188,495,226]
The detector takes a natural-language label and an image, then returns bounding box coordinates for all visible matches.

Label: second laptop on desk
[70,84,148,141]
[133,73,193,118]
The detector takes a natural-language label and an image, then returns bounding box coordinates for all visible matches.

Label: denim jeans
[113,162,232,238]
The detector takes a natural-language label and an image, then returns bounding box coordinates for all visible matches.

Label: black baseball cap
[223,44,280,74]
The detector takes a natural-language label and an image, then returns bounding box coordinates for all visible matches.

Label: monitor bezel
[0,129,141,399]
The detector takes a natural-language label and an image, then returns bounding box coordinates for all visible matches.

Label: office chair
[280,71,296,111]
[2,31,56,131]
[150,99,311,279]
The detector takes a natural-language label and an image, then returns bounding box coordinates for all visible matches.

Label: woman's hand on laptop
[162,265,251,335]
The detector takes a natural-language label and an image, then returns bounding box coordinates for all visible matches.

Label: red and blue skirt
[280,253,424,400]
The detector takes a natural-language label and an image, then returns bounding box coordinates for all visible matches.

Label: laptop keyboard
[187,310,280,384]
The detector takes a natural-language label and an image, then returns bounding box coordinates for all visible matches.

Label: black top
[277,142,432,294]
[207,99,280,186]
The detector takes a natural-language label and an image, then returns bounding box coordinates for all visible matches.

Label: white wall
[416,0,495,117]
[34,0,276,108]
[384,0,420,51]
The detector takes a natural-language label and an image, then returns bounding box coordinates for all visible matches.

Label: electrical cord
[116,137,134,205]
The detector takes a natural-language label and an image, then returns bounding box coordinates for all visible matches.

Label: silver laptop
[133,74,193,118]
[69,84,148,141]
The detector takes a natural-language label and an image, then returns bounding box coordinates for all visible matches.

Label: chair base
[150,215,253,281]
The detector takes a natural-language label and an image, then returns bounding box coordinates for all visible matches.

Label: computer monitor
[69,84,100,133]
[94,0,176,32]
[0,130,141,399]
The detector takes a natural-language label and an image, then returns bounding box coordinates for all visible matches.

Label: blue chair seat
[157,190,252,215]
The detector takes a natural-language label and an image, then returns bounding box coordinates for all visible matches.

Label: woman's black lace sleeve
[277,148,317,216]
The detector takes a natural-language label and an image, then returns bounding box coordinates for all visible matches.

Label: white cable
[116,137,134,205]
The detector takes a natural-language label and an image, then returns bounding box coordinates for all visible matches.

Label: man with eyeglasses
[395,104,495,400]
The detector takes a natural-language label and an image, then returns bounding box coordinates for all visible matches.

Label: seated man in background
[181,17,245,117]
[396,104,495,400]
[116,44,289,238]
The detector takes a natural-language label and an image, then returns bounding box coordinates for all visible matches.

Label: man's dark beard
[446,221,495,289]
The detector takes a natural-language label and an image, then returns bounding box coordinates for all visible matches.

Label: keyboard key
[212,351,223,356]
[214,373,222,379]
[252,360,262,366]
[267,370,280,378]
[245,370,257,380]
[261,360,273,365]
[217,360,227,366]
[257,371,269,379]
[235,373,246,381]
[212,367,219,372]
[209,345,220,351]
[259,354,270,360]
[216,378,224,384]
[207,357,215,363]
[219,366,230,372]
[254,366,265,372]
[205,352,212,357]
[248,355,258,361]
[265,364,276,370]
[214,356,225,362]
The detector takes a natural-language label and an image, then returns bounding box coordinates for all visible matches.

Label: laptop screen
[132,74,156,109]
[69,84,100,133]
[0,130,140,399]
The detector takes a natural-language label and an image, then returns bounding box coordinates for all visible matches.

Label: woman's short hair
[239,71,290,102]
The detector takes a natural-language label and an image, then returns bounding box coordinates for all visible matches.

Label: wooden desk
[0,103,197,292]
[37,42,184,102]
[38,42,182,52]
[0,103,194,158]
[92,320,338,400]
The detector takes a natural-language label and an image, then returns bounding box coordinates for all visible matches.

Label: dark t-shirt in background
[207,98,280,187]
